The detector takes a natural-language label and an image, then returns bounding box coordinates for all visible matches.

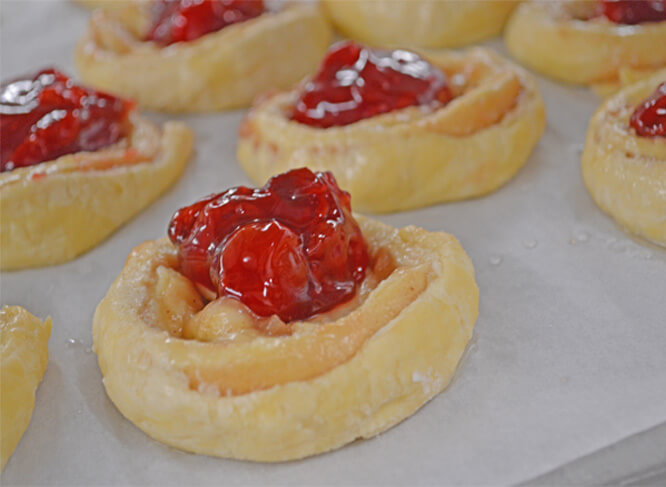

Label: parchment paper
[1,2,665,485]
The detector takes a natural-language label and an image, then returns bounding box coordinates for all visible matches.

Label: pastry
[0,68,192,270]
[592,65,664,97]
[237,42,546,213]
[505,0,666,90]
[93,168,479,461]
[1,306,51,470]
[75,0,332,112]
[322,0,518,48]
[73,0,133,11]
[582,69,666,246]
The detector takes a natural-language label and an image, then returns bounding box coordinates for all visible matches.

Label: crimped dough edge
[92,217,479,461]
[322,0,518,48]
[237,47,546,213]
[75,4,332,112]
[505,0,666,85]
[582,69,666,246]
[0,117,193,270]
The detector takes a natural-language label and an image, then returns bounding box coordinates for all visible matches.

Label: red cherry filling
[600,0,666,24]
[291,41,453,128]
[630,82,666,137]
[0,69,133,173]
[146,0,265,46]
[168,168,369,322]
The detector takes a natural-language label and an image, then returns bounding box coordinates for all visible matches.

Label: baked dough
[237,47,546,213]
[73,0,133,10]
[322,0,518,48]
[592,66,663,97]
[93,216,479,461]
[505,1,666,87]
[75,3,332,112]
[1,306,51,470]
[582,69,666,247]
[0,114,193,270]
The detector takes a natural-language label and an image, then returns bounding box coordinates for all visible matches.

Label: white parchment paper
[1,2,665,485]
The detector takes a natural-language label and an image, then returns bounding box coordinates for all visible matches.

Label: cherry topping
[146,0,265,46]
[291,41,453,128]
[630,82,666,137]
[600,0,666,24]
[168,168,369,322]
[0,69,133,172]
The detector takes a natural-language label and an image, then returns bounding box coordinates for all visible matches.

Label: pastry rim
[237,46,546,213]
[75,2,333,112]
[321,0,518,48]
[92,216,479,461]
[0,305,51,471]
[0,113,193,269]
[505,0,666,85]
[582,69,666,247]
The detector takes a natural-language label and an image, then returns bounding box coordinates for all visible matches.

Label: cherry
[291,41,453,128]
[168,168,369,322]
[214,221,312,320]
[0,69,133,172]
[600,0,666,24]
[146,0,265,46]
[630,82,666,137]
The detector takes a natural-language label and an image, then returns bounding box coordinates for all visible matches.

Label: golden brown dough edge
[237,47,546,213]
[582,69,666,246]
[92,217,479,461]
[505,1,666,85]
[75,4,333,112]
[1,306,51,470]
[0,118,193,270]
[322,0,518,48]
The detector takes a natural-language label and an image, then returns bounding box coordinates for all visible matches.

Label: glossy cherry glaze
[146,0,265,46]
[630,82,666,137]
[291,41,453,128]
[0,69,133,172]
[168,168,369,322]
[600,0,666,24]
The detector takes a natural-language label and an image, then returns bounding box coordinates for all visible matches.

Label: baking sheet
[2,1,666,485]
